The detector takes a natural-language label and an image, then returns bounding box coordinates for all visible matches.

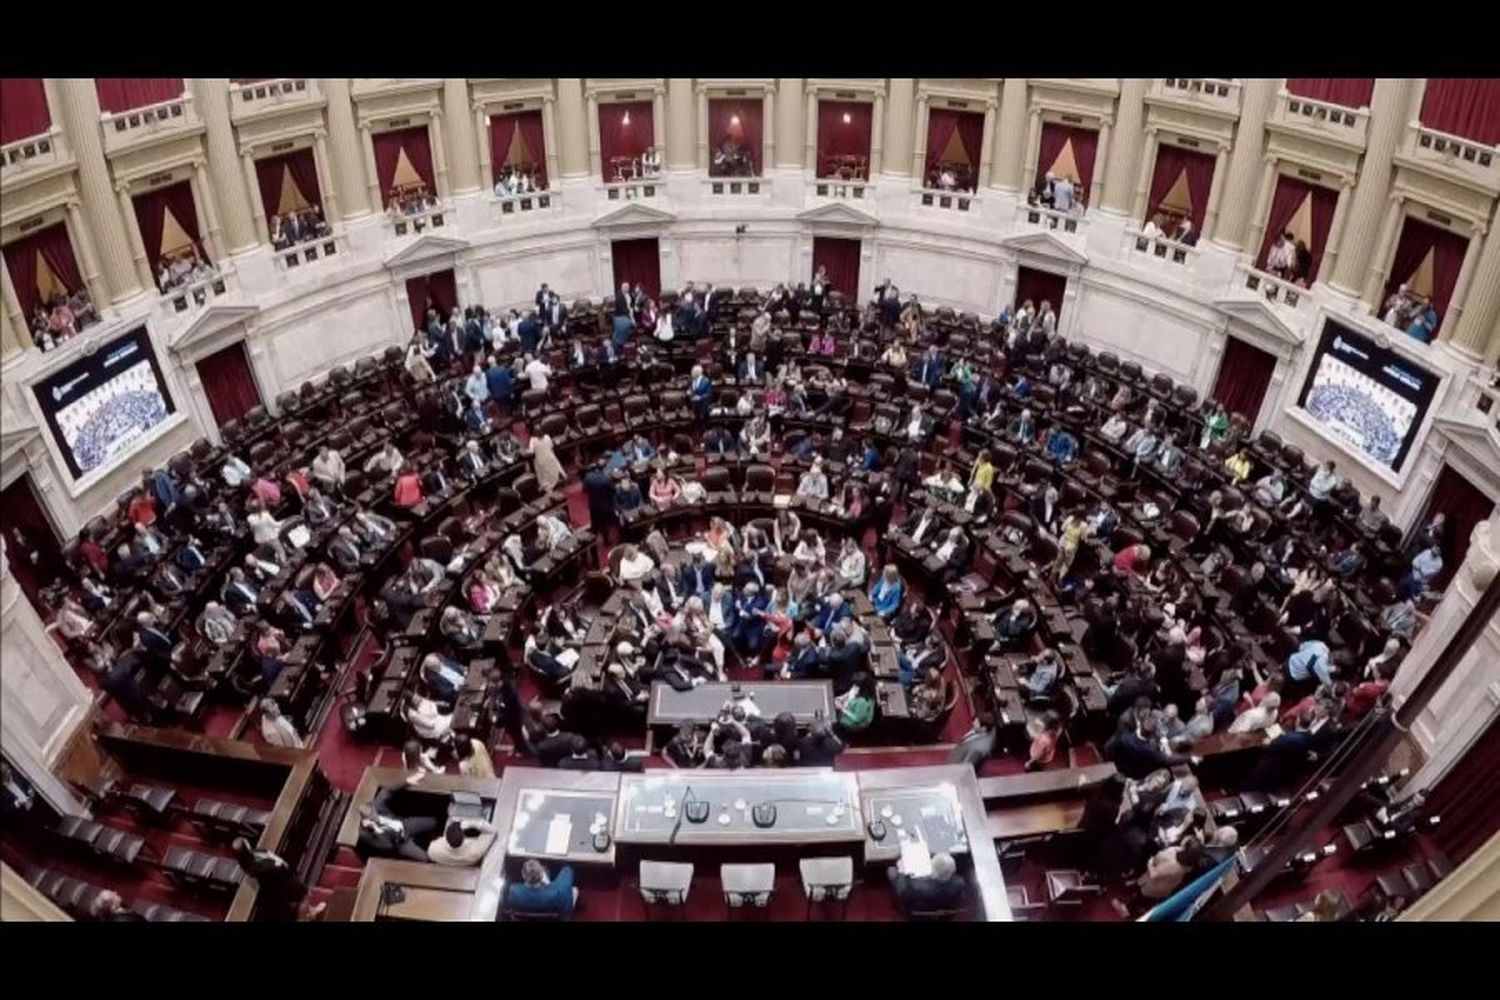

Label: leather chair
[745,465,775,493]
[1095,352,1119,374]
[420,535,454,564]
[538,412,569,441]
[701,466,731,493]
[575,404,603,434]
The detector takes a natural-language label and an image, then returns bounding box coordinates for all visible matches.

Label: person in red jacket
[392,464,424,508]
[127,490,157,526]
[1345,662,1397,720]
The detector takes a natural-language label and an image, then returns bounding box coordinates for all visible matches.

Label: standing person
[529,430,564,492]
[232,837,313,916]
[583,459,616,538]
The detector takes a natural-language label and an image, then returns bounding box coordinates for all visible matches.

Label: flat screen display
[1296,319,1439,473]
[32,327,176,480]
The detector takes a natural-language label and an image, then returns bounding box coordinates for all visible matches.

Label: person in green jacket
[835,672,877,737]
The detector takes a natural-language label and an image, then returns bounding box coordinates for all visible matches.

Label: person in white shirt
[405,694,453,741]
[1308,460,1339,501]
[1228,692,1282,734]
[222,455,253,488]
[836,538,867,589]
[311,447,346,492]
[259,698,304,748]
[523,354,552,393]
[364,443,404,479]
[1100,413,1130,443]
[654,308,675,342]
[246,504,284,549]
[427,818,496,867]
[1052,175,1075,213]
[797,461,830,500]
[1142,212,1166,239]
[618,544,656,585]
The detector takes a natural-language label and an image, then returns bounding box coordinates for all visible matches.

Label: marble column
[1243,158,1280,267]
[883,79,916,179]
[441,80,480,195]
[240,151,267,240]
[762,89,776,171]
[1362,193,1407,307]
[1100,78,1150,216]
[1436,224,1487,347]
[428,113,451,198]
[775,79,804,170]
[554,79,590,179]
[311,131,339,222]
[1330,78,1412,299]
[52,79,144,303]
[116,182,155,291]
[990,77,1028,193]
[188,79,258,254]
[1130,127,1160,224]
[666,78,695,169]
[1202,143,1232,242]
[1089,120,1111,209]
[322,79,371,219]
[1209,77,1278,251]
[64,200,107,311]
[358,124,381,213]
[1315,180,1355,284]
[1,267,27,359]
[192,160,227,263]
[1019,109,1043,195]
[978,99,998,190]
[1446,207,1500,361]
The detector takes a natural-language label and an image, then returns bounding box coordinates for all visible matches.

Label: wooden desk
[337,767,504,848]
[351,859,482,922]
[986,799,1087,840]
[614,769,862,846]
[976,763,1118,804]
[647,680,832,726]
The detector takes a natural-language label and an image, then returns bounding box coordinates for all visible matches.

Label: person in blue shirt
[626,434,656,464]
[732,582,770,655]
[614,476,643,514]
[147,469,180,512]
[611,308,634,350]
[678,552,714,606]
[913,347,946,389]
[1010,408,1036,445]
[1287,639,1334,688]
[421,652,467,702]
[1400,544,1443,599]
[506,860,577,919]
[465,364,489,406]
[862,441,882,471]
[1046,428,1078,464]
[463,400,490,435]
[485,357,513,411]
[704,426,735,456]
[1405,303,1438,344]
[519,312,544,354]
[690,364,713,421]
[811,593,851,635]
[869,564,904,619]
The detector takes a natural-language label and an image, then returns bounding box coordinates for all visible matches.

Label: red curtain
[406,269,459,330]
[924,109,961,183]
[1146,144,1217,232]
[1035,122,1100,198]
[611,239,661,301]
[1419,465,1496,591]
[1212,336,1277,424]
[253,148,323,222]
[94,79,184,115]
[812,237,861,299]
[1384,217,1471,321]
[708,98,763,175]
[132,180,205,276]
[1254,175,1339,280]
[0,78,51,145]
[372,126,436,205]
[1014,266,1068,320]
[1418,79,1500,146]
[1425,717,1500,867]
[489,110,548,188]
[816,100,874,178]
[196,342,262,429]
[598,102,654,182]
[0,475,62,613]
[1285,78,1375,109]
[3,222,84,319]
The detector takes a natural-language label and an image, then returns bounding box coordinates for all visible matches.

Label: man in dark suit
[535,714,576,768]
[1105,717,1198,780]
[678,551,713,605]
[557,736,599,771]
[888,852,967,915]
[582,460,616,536]
[913,347,946,389]
[356,783,441,861]
[738,351,764,383]
[330,527,363,573]
[796,721,844,767]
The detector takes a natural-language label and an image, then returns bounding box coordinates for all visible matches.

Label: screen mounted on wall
[1296,318,1439,473]
[32,326,176,481]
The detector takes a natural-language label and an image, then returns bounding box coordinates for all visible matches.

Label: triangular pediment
[1000,229,1089,266]
[591,202,678,229]
[168,304,260,355]
[796,202,879,227]
[1213,296,1306,348]
[0,409,41,466]
[382,233,469,269]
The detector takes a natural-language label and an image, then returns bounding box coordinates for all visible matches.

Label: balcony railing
[272,234,342,272]
[1153,78,1242,116]
[1399,122,1500,194]
[229,78,317,122]
[1125,229,1200,269]
[1271,90,1370,149]
[100,93,198,156]
[490,188,560,217]
[918,187,977,213]
[811,177,869,200]
[388,204,449,237]
[1473,373,1500,439]
[162,269,230,315]
[1015,202,1085,235]
[1232,262,1310,311]
[603,179,660,202]
[706,177,766,196]
[1,126,63,181]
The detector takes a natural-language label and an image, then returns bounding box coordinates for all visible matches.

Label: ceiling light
[730,115,741,126]
[842,112,852,125]
[622,111,631,126]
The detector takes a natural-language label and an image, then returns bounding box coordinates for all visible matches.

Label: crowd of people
[1381,283,1441,344]
[155,248,215,293]
[269,206,331,251]
[28,289,99,351]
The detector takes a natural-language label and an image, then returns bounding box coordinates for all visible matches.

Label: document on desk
[544,814,572,856]
[555,648,580,670]
[899,838,933,877]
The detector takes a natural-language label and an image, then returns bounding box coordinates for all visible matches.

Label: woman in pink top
[648,468,681,506]
[1112,543,1152,576]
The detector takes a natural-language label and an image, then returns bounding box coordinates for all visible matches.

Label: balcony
[162,267,232,315]
[1,126,68,185]
[1269,90,1369,151]
[1150,78,1242,119]
[1015,202,1086,236]
[388,203,449,238]
[1124,228,1201,272]
[603,178,662,202]
[228,78,320,124]
[489,187,561,219]
[810,177,870,201]
[1474,373,1500,440]
[271,233,343,273]
[917,187,978,214]
[1397,122,1500,195]
[1231,262,1312,313]
[100,93,200,157]
[705,176,767,197]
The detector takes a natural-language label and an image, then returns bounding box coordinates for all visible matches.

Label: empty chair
[132,900,212,922]
[537,412,569,441]
[799,857,855,920]
[701,466,732,493]
[1150,373,1173,397]
[639,861,694,915]
[162,846,245,893]
[720,863,776,913]
[93,826,147,865]
[744,464,775,493]
[125,783,177,820]
[1045,869,1103,908]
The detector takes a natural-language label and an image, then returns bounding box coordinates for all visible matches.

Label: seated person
[405,693,453,741]
[440,606,483,651]
[887,852,967,915]
[356,784,442,861]
[421,652,468,703]
[909,667,947,722]
[1026,712,1063,771]
[1017,649,1062,700]
[992,598,1037,650]
[869,564,904,619]
[428,818,497,867]
[834,672,877,736]
[506,859,578,919]
[557,735,600,771]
